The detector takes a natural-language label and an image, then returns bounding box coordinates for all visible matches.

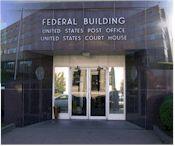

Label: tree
[55,72,65,96]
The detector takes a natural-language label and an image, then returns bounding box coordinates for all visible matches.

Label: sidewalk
[1,120,162,144]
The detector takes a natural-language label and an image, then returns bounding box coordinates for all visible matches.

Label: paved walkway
[1,120,162,144]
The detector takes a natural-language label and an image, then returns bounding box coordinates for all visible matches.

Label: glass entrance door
[89,68,106,118]
[71,68,87,118]
[71,67,106,119]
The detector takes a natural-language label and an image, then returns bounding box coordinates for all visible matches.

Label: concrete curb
[1,123,15,134]
[153,125,173,144]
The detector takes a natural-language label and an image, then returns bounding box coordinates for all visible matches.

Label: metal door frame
[70,67,108,119]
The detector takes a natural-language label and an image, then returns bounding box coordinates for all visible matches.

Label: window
[148,33,163,40]
[109,67,125,114]
[4,48,16,54]
[19,60,32,73]
[4,61,15,71]
[54,67,69,113]
[20,44,32,51]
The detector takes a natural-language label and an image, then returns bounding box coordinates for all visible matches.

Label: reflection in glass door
[90,68,106,117]
[71,68,87,116]
[53,67,69,119]
[71,67,107,119]
[108,67,125,120]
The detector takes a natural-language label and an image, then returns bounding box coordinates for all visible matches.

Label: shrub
[159,96,173,131]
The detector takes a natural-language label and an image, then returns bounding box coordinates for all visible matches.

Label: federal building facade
[1,1,173,129]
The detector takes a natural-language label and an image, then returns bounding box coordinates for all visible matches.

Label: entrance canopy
[1,1,169,56]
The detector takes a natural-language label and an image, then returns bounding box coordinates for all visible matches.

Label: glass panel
[72,68,87,116]
[91,68,106,116]
[54,67,69,113]
[109,67,124,114]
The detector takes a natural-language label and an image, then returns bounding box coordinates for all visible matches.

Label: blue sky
[0,1,49,29]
